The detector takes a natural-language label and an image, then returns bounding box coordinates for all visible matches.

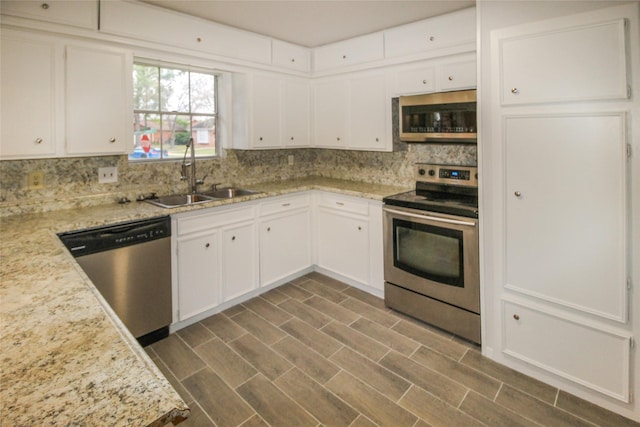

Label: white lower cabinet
[174,204,257,322]
[503,299,632,402]
[315,192,384,293]
[176,230,220,321]
[173,191,383,325]
[259,194,312,287]
[221,221,258,302]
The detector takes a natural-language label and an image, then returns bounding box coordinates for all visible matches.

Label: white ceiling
[139,1,475,47]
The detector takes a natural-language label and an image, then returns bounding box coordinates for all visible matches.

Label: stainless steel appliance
[59,216,172,346]
[399,90,477,143]
[383,164,480,343]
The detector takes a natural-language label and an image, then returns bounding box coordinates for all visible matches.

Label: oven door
[383,205,479,313]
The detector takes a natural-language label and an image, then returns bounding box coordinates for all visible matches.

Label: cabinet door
[313,32,384,72]
[503,300,631,401]
[1,33,59,159]
[272,39,310,72]
[504,113,628,321]
[437,59,476,92]
[221,222,258,302]
[498,18,628,105]
[177,230,220,321]
[260,209,311,287]
[394,66,436,95]
[317,208,369,284]
[313,79,347,148]
[283,79,310,147]
[0,0,98,29]
[349,74,387,150]
[65,45,130,155]
[251,74,282,148]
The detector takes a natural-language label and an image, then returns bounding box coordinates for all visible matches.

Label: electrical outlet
[27,171,44,190]
[98,167,118,184]
[288,155,294,166]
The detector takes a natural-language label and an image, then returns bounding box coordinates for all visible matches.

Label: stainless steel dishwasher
[59,216,172,346]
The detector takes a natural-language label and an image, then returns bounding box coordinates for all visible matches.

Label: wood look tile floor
[146,273,639,427]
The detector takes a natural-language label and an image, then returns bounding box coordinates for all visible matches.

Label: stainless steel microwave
[399,90,477,143]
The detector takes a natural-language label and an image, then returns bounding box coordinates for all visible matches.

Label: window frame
[130,59,220,162]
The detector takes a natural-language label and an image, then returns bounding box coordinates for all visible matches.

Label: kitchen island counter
[0,177,409,426]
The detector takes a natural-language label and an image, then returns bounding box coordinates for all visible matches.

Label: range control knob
[428,169,436,176]
[418,168,426,176]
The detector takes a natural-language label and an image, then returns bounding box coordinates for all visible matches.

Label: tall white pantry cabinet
[480,2,640,421]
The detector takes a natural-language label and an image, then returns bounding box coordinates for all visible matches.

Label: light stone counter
[0,177,410,426]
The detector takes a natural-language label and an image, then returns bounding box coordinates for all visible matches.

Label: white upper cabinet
[313,79,348,148]
[394,65,436,95]
[496,16,629,105]
[234,73,310,149]
[1,30,61,159]
[348,73,388,150]
[0,0,98,29]
[283,79,311,147]
[436,58,476,92]
[272,39,311,73]
[65,44,131,155]
[250,74,283,149]
[313,33,384,72]
[384,7,476,59]
[100,0,271,65]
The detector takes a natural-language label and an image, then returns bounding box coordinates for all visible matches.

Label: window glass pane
[160,68,189,112]
[133,64,159,111]
[190,72,216,114]
[192,116,216,155]
[132,113,163,159]
[162,114,191,159]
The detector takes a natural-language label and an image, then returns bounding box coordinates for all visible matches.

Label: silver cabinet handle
[41,3,50,10]
[267,227,271,232]
[205,243,210,248]
[448,76,454,81]
[511,88,519,94]
[336,201,344,206]
[282,203,290,207]
[513,314,520,320]
[422,79,428,84]
[357,226,362,231]
[109,137,116,143]
[231,236,236,241]
[342,55,347,59]
[291,58,295,62]
[514,191,522,197]
[429,36,435,41]
[35,138,43,144]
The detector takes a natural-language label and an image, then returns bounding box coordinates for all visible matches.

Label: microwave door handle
[384,207,477,227]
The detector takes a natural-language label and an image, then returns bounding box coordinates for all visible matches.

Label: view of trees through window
[131,63,217,160]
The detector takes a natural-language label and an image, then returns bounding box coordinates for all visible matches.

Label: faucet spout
[189,138,197,195]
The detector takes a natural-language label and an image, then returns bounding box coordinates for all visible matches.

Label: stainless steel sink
[201,187,260,199]
[145,193,216,208]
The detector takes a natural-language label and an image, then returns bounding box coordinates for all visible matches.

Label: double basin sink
[146,187,260,208]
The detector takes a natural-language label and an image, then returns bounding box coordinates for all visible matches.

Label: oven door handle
[383,207,477,227]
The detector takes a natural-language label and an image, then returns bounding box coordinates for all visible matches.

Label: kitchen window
[131,62,218,161]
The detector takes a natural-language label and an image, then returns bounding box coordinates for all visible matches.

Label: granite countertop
[0,177,410,426]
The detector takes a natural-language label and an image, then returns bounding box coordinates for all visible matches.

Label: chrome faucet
[180,138,206,195]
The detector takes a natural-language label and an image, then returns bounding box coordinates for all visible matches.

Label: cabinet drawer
[503,300,631,402]
[317,193,369,216]
[176,205,256,236]
[272,40,311,72]
[0,0,98,29]
[260,193,310,216]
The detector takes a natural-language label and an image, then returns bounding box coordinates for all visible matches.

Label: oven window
[393,219,464,287]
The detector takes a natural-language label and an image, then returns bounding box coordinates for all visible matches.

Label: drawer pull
[513,314,520,320]
[109,137,116,143]
[35,138,43,144]
[41,3,50,10]
[448,76,454,81]
[231,236,236,241]
[205,243,210,248]
[511,87,519,94]
[336,202,344,206]
[267,227,271,232]
[282,203,291,207]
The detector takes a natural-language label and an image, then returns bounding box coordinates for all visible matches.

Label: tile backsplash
[0,144,476,216]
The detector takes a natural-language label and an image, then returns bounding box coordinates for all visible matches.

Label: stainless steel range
[383,163,480,343]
